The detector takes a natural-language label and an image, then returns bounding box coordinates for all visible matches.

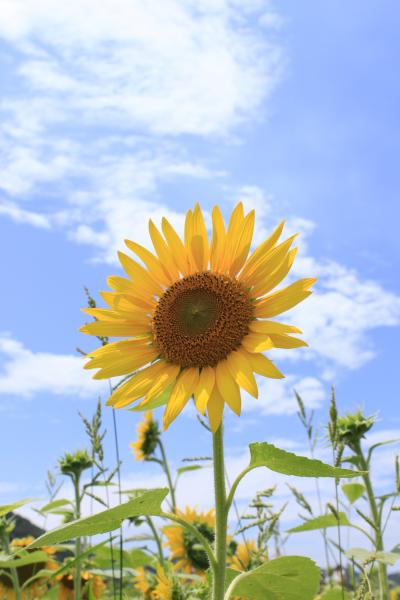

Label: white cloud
[0,334,104,398]
[0,199,50,228]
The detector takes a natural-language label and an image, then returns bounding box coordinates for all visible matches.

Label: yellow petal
[228,210,255,277]
[210,205,226,272]
[82,307,150,324]
[80,319,151,337]
[207,387,225,433]
[215,359,241,416]
[149,220,180,281]
[241,235,297,289]
[243,350,284,379]
[100,290,155,311]
[220,202,244,272]
[106,277,155,308]
[226,350,258,398]
[269,334,308,349]
[194,366,215,414]
[241,333,274,353]
[190,203,209,271]
[162,217,191,276]
[85,338,153,360]
[142,363,180,405]
[82,307,122,321]
[251,248,298,299]
[118,252,163,297]
[253,278,317,318]
[163,368,199,430]
[240,220,285,281]
[92,347,158,379]
[107,360,166,408]
[249,320,302,335]
[125,239,171,287]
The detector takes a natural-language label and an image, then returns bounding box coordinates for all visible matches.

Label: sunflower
[133,567,154,597]
[163,507,215,574]
[81,203,315,431]
[130,411,160,460]
[228,540,258,571]
[57,572,105,600]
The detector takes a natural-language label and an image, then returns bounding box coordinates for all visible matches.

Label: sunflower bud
[130,411,160,461]
[335,410,376,451]
[58,449,93,479]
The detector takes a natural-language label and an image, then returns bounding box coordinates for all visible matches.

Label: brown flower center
[152,272,253,368]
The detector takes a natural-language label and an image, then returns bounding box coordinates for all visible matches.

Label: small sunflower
[57,572,105,600]
[163,507,215,574]
[133,567,155,597]
[81,203,315,431]
[130,411,160,460]
[228,540,258,571]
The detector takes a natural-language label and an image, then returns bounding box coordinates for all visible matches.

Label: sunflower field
[1,205,399,600]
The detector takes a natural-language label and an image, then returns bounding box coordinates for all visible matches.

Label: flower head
[130,411,160,461]
[81,203,315,431]
[228,540,258,571]
[336,410,376,450]
[58,450,93,479]
[163,507,215,574]
[152,565,185,600]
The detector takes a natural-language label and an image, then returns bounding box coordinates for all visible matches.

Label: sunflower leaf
[0,498,35,517]
[249,443,363,478]
[0,551,49,568]
[224,556,320,600]
[288,512,351,533]
[341,482,365,504]
[29,488,168,547]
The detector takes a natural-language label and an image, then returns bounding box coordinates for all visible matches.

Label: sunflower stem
[158,440,177,512]
[212,424,227,600]
[145,516,164,565]
[73,475,82,600]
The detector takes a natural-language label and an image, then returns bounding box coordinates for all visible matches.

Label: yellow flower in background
[152,566,173,600]
[81,203,315,431]
[228,540,258,571]
[130,411,160,461]
[133,567,154,597]
[57,572,105,600]
[163,507,215,574]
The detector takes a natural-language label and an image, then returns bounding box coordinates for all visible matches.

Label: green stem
[226,466,254,515]
[73,476,82,600]
[1,533,21,600]
[158,440,177,512]
[355,441,388,600]
[212,424,227,600]
[145,516,164,565]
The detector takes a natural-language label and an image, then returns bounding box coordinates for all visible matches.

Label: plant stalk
[1,532,21,600]
[212,424,227,600]
[73,475,82,600]
[354,441,388,600]
[158,440,177,512]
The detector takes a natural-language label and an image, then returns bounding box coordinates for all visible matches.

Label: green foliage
[319,589,352,600]
[29,488,168,547]
[341,482,365,503]
[225,556,320,600]
[0,551,49,568]
[346,547,400,566]
[0,499,34,517]
[288,513,351,533]
[249,442,362,478]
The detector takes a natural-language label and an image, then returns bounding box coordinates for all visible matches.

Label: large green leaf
[0,498,34,517]
[341,483,365,504]
[249,443,362,478]
[224,556,320,600]
[288,513,351,533]
[320,588,352,600]
[0,551,49,568]
[30,488,168,547]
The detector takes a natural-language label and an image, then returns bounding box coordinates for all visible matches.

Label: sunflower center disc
[152,272,253,368]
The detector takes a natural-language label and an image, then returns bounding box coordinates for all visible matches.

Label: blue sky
[1,0,399,557]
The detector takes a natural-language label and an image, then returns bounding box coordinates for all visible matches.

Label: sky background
[1,0,400,562]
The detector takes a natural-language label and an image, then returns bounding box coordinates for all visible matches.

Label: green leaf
[319,588,352,600]
[288,513,351,533]
[129,384,173,411]
[346,547,400,566]
[29,488,168,547]
[176,465,204,476]
[0,551,49,568]
[39,498,73,513]
[92,546,151,570]
[249,443,363,478]
[341,482,365,504]
[224,556,320,600]
[0,498,34,517]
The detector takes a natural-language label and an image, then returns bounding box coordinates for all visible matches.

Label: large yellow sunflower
[81,203,315,431]
[163,507,215,574]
